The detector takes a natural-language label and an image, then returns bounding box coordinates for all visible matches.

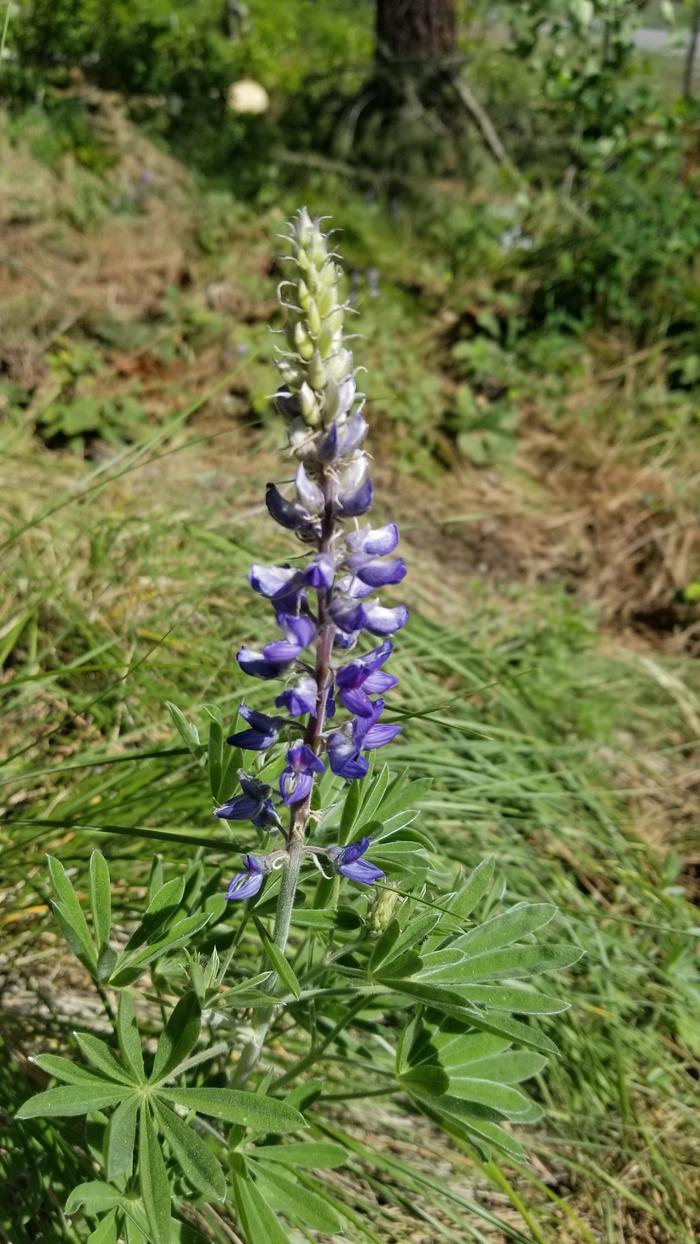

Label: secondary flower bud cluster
[217,209,406,901]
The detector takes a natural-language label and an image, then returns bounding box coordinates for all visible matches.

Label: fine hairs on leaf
[18,209,579,1244]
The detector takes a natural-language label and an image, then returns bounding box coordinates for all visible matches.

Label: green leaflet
[116,992,146,1082]
[154,1099,226,1202]
[250,1141,347,1169]
[89,849,112,954]
[255,1165,341,1233]
[159,1086,305,1134]
[17,1083,127,1118]
[73,1033,137,1086]
[106,1096,139,1181]
[138,1103,172,1244]
[65,1182,123,1214]
[150,992,202,1083]
[233,1172,291,1244]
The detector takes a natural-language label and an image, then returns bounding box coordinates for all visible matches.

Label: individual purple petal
[279,742,325,805]
[287,742,326,774]
[347,523,399,556]
[237,647,290,680]
[336,640,393,690]
[280,768,313,805]
[333,629,359,650]
[350,556,407,587]
[226,707,286,750]
[329,597,365,633]
[304,554,335,590]
[339,835,371,863]
[337,477,373,518]
[335,573,374,599]
[215,794,261,820]
[280,614,317,648]
[275,675,318,717]
[338,685,374,716]
[295,462,324,512]
[339,858,384,884]
[318,411,368,462]
[361,602,409,636]
[328,837,384,885]
[263,613,316,662]
[363,670,398,695]
[249,564,299,598]
[226,854,265,901]
[363,722,402,749]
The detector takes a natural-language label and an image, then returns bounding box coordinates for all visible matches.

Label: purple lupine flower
[336,640,398,716]
[336,476,373,518]
[275,675,318,717]
[237,647,292,680]
[226,706,287,750]
[353,698,402,749]
[326,730,370,780]
[346,522,399,556]
[265,482,320,540]
[226,854,266,900]
[215,773,284,831]
[347,554,407,587]
[263,613,316,662]
[221,210,409,900]
[327,698,401,780]
[317,410,368,462]
[280,742,325,805]
[327,837,384,885]
[360,601,409,636]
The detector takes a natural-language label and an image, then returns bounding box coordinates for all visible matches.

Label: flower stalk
[220,208,408,1081]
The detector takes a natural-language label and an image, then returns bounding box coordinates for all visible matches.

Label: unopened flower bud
[366,884,401,935]
[308,350,326,391]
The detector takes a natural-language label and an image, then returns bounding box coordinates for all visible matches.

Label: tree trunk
[375,0,456,66]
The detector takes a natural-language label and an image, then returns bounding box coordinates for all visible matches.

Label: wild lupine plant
[19,212,580,1244]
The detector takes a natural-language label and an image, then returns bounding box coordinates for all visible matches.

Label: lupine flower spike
[218,208,406,899]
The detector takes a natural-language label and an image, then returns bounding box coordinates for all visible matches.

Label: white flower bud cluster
[276,208,356,434]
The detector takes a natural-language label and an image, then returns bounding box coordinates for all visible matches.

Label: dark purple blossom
[215,773,284,831]
[226,854,266,901]
[265,483,319,540]
[327,698,401,780]
[280,742,325,805]
[237,647,292,681]
[327,837,384,885]
[226,706,286,750]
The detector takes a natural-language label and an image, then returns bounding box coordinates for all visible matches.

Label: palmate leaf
[73,1033,138,1086]
[65,1182,123,1215]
